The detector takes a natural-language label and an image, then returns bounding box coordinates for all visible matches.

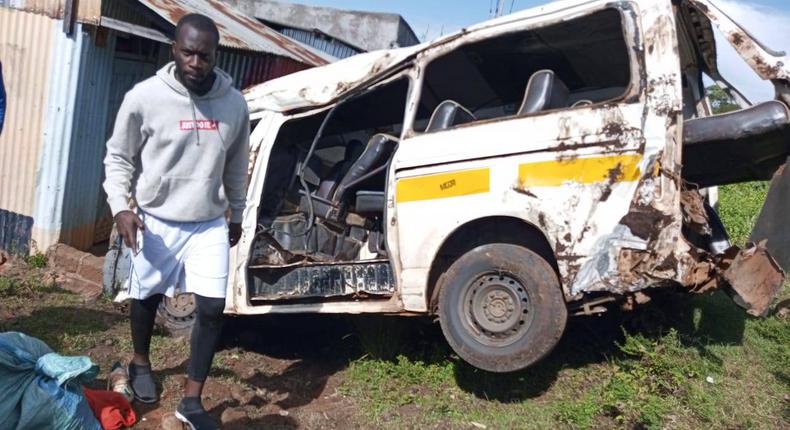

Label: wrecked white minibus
[106,0,789,372]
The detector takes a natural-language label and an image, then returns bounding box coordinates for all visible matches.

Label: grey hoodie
[103,62,249,224]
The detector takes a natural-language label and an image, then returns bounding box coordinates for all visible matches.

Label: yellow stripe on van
[518,154,643,187]
[397,168,490,203]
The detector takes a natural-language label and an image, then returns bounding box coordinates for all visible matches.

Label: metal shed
[226,0,421,59]
[0,0,331,255]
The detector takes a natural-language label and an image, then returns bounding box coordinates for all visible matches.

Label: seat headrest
[518,70,570,115]
[333,134,398,201]
[426,100,476,132]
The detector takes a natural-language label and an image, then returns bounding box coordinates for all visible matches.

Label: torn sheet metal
[136,0,332,66]
[721,242,785,317]
[689,0,789,81]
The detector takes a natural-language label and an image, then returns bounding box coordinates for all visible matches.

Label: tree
[706,85,740,114]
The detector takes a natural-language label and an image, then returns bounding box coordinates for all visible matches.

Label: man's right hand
[115,210,145,254]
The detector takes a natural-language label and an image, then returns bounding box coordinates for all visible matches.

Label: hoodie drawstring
[190,97,200,145]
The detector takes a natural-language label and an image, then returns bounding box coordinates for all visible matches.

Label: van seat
[426,100,476,132]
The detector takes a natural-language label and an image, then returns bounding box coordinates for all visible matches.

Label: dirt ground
[0,258,374,429]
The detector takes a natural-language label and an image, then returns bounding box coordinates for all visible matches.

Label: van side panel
[392,0,685,312]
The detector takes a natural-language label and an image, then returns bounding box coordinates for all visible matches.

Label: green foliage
[718,181,769,245]
[706,85,740,114]
[0,273,60,298]
[603,329,719,429]
[25,252,47,268]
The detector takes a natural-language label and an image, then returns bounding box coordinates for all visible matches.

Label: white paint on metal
[31,20,85,252]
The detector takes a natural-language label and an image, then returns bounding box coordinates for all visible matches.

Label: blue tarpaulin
[0,332,103,430]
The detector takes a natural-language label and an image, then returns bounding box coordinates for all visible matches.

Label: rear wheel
[156,293,197,338]
[437,244,567,372]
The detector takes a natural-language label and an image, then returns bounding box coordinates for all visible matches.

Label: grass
[24,252,48,269]
[718,181,770,245]
[342,182,789,429]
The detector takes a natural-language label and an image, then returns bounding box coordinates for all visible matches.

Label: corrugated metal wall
[60,27,117,249]
[216,50,252,89]
[0,7,55,253]
[217,50,310,90]
[31,19,86,252]
[244,54,310,88]
[0,0,101,23]
[279,27,359,59]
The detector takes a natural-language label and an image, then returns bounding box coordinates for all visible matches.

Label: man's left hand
[229,223,242,247]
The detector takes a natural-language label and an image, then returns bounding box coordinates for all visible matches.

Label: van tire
[437,243,567,372]
[156,293,197,338]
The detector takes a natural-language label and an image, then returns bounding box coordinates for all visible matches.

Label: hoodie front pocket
[157,176,226,219]
[135,176,165,207]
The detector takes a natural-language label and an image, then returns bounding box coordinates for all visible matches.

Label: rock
[230,384,255,406]
[221,407,247,425]
[160,413,184,430]
[47,244,84,274]
[60,273,102,301]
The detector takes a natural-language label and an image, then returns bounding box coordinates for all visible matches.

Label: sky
[285,0,790,101]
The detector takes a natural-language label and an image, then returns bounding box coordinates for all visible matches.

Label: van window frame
[404,4,644,136]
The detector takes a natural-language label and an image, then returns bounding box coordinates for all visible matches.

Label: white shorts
[126,212,229,300]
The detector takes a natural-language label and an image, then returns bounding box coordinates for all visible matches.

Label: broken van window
[413,8,632,132]
[256,78,409,255]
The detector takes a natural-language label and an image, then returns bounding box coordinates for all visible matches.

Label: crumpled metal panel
[722,242,785,317]
[245,45,422,113]
[689,0,789,81]
[135,0,332,66]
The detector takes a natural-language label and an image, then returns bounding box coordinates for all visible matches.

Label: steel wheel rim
[162,293,197,321]
[461,273,534,347]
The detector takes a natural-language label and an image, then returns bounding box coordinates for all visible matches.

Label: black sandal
[127,363,158,404]
[175,397,219,430]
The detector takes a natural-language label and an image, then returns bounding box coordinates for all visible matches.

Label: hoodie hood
[156,62,233,99]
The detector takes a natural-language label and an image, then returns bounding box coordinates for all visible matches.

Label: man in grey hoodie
[103,14,248,430]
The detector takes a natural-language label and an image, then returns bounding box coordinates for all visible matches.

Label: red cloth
[83,387,137,430]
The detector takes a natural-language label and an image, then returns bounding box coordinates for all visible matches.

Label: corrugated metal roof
[279,27,360,59]
[135,0,333,66]
[237,0,420,52]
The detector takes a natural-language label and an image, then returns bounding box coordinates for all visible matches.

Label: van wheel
[437,244,567,372]
[156,293,197,338]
